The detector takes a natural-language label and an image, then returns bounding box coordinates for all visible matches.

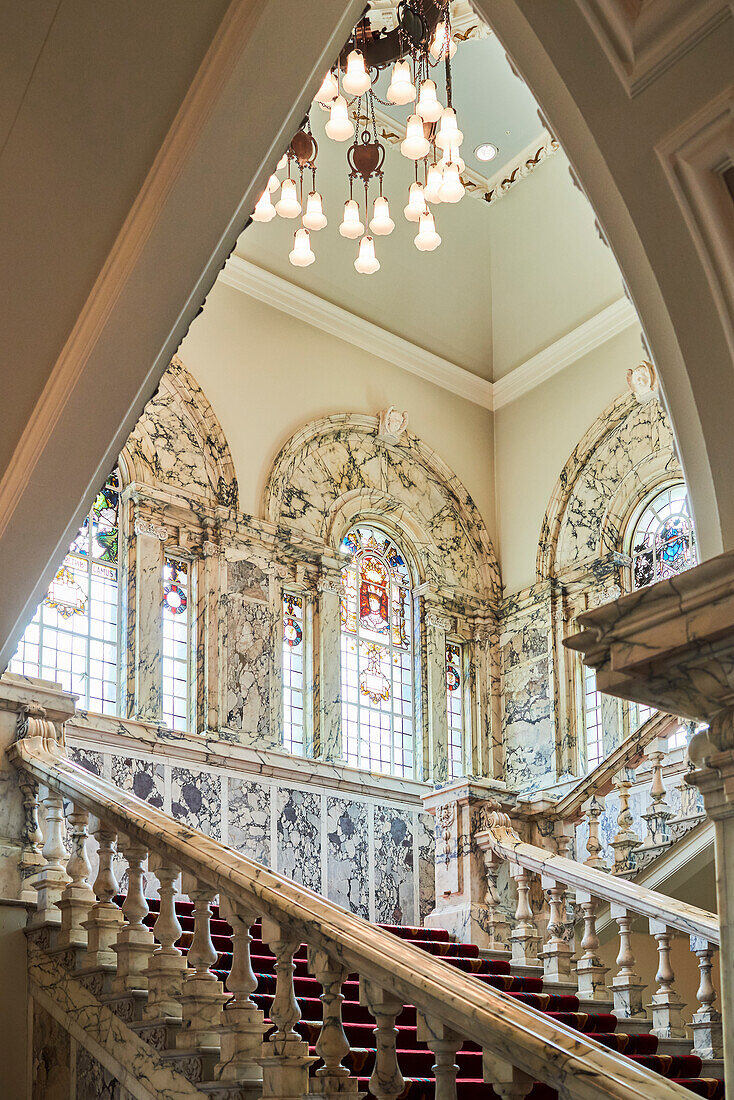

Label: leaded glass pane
[631,483,697,589]
[162,558,191,731]
[282,592,305,755]
[446,642,464,779]
[584,665,603,770]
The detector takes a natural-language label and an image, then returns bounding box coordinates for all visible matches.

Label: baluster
[176,876,228,1052]
[508,865,541,968]
[483,1055,533,1100]
[143,855,187,1021]
[609,904,646,1018]
[308,947,360,1099]
[610,775,641,874]
[575,890,609,1001]
[417,1014,462,1100]
[82,820,123,968]
[540,876,573,983]
[31,789,69,927]
[647,920,686,1037]
[260,919,313,1100]
[582,794,607,870]
[640,740,673,850]
[688,937,723,1060]
[111,839,155,992]
[18,773,44,903]
[56,805,95,950]
[482,851,510,955]
[359,980,405,1100]
[216,896,266,1086]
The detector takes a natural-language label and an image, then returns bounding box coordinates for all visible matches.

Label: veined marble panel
[111,755,164,810]
[76,1043,121,1099]
[229,776,271,865]
[374,805,414,925]
[32,1000,71,1099]
[225,598,273,741]
[68,745,104,776]
[326,797,369,918]
[276,788,322,892]
[171,766,221,839]
[417,811,436,922]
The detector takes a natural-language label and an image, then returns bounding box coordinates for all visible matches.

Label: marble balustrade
[9,706,700,1100]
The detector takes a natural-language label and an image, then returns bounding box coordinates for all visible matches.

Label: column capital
[134,517,168,541]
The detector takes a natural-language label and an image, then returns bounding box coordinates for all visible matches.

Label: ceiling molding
[219,255,494,410]
[492,297,640,409]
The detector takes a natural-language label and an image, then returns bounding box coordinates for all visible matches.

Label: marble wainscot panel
[225,556,278,749]
[500,585,557,792]
[76,1043,121,1099]
[32,1000,71,1099]
[417,810,437,923]
[374,805,415,925]
[228,775,271,865]
[277,787,322,893]
[171,765,222,840]
[111,754,165,810]
[327,797,369,919]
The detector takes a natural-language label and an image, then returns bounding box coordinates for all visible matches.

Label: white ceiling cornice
[218,256,640,412]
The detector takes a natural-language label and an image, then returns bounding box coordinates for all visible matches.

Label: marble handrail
[11,736,698,1100]
[480,820,719,943]
[550,711,679,822]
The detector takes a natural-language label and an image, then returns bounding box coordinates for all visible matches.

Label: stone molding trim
[120,357,239,509]
[536,391,682,580]
[133,518,168,541]
[576,0,732,97]
[262,412,501,606]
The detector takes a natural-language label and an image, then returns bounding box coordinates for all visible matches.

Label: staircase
[156,900,724,1100]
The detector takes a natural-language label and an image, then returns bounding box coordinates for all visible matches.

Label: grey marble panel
[374,806,414,925]
[111,755,164,810]
[416,812,435,922]
[326,797,369,918]
[32,1001,71,1099]
[277,788,321,892]
[76,1044,121,1099]
[68,746,103,776]
[171,766,221,839]
[228,777,271,866]
[228,559,269,601]
[225,600,272,738]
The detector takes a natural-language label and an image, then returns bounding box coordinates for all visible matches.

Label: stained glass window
[446,642,464,779]
[162,558,191,731]
[584,664,603,770]
[340,525,414,776]
[630,483,697,589]
[282,592,305,755]
[9,472,120,713]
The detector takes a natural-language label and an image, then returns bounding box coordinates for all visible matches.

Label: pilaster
[315,570,343,762]
[196,535,226,735]
[126,507,167,723]
[422,599,452,784]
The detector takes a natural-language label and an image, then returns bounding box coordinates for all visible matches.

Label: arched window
[340,524,415,776]
[10,472,120,714]
[628,482,697,589]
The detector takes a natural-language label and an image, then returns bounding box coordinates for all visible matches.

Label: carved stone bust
[626,360,658,405]
[378,406,409,444]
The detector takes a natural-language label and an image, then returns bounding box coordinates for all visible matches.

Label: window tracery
[446,642,465,779]
[282,592,306,755]
[162,558,192,731]
[629,482,697,589]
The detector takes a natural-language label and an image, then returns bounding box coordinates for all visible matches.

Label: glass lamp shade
[325,96,354,142]
[414,212,441,252]
[401,114,430,160]
[342,50,371,96]
[267,173,281,193]
[369,196,395,235]
[339,199,364,239]
[302,191,327,230]
[289,228,315,267]
[438,162,465,203]
[354,235,380,274]
[439,143,466,173]
[314,70,338,105]
[429,21,457,60]
[277,153,288,170]
[252,189,276,223]
[436,107,464,150]
[387,59,416,105]
[416,79,443,123]
[424,163,444,203]
[403,182,427,222]
[275,178,301,218]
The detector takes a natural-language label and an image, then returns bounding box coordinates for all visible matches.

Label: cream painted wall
[494,324,644,595]
[489,152,629,380]
[178,280,497,545]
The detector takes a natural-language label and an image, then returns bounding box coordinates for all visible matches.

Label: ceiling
[236,27,548,383]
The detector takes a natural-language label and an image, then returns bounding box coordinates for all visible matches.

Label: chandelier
[252,1,465,275]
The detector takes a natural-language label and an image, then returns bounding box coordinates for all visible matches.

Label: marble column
[314,570,343,762]
[128,514,166,723]
[469,622,502,779]
[565,547,734,1086]
[423,602,452,784]
[195,537,226,735]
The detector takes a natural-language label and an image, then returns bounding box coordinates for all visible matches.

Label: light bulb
[436,107,463,150]
[267,173,281,194]
[275,178,301,218]
[438,162,465,203]
[403,182,427,222]
[302,191,327,231]
[439,143,466,173]
[424,164,444,204]
[314,70,338,105]
[325,95,354,142]
[276,154,288,171]
[414,212,441,252]
[401,114,430,160]
[429,21,457,60]
[252,189,276,223]
[416,79,442,123]
[386,59,416,106]
[369,196,395,236]
[354,235,380,274]
[339,199,364,239]
[342,50,371,96]
[289,227,315,267]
